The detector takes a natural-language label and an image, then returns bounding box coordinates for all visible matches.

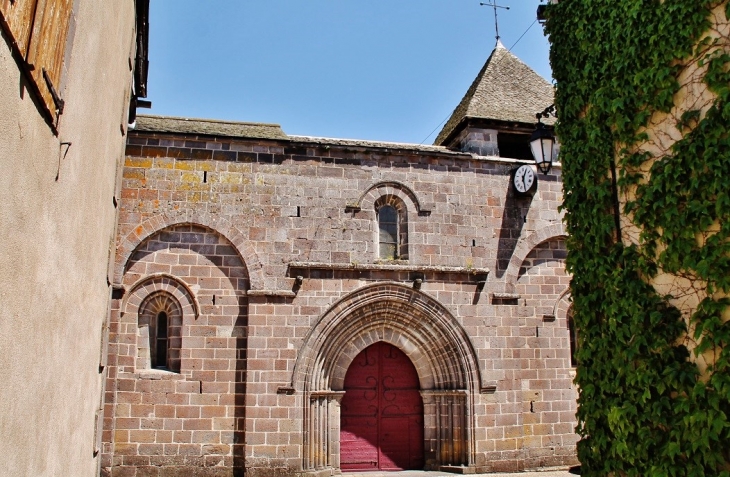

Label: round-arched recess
[291,282,481,474]
[502,223,567,294]
[115,213,265,290]
[121,274,199,374]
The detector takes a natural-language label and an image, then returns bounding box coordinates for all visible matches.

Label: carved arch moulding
[346,180,433,216]
[288,282,483,474]
[552,287,572,325]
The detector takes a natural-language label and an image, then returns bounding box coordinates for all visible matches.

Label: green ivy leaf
[545,0,730,474]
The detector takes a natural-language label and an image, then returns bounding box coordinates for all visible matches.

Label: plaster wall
[0,2,136,475]
[618,3,730,373]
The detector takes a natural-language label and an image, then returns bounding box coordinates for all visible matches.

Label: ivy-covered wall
[544,1,730,475]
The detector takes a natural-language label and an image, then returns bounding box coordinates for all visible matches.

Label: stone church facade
[102,43,579,476]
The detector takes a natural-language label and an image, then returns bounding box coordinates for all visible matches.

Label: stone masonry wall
[103,225,249,475]
[515,239,577,469]
[103,126,578,476]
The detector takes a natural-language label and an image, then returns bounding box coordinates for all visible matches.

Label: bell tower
[435,41,555,160]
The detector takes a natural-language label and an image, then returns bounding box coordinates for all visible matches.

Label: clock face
[513,165,536,194]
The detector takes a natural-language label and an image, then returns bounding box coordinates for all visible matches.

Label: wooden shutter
[0,0,39,56]
[26,0,73,117]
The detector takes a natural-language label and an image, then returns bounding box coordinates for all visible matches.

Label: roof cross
[480,1,510,42]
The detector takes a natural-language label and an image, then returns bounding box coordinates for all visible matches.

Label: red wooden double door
[340,342,424,471]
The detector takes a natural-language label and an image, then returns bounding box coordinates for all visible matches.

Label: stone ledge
[287,261,489,285]
[247,290,297,297]
[129,370,187,381]
[288,261,489,275]
[491,292,521,299]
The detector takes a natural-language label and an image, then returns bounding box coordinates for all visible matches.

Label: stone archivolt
[292,282,480,473]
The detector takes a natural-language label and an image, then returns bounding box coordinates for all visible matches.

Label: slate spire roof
[434,40,554,146]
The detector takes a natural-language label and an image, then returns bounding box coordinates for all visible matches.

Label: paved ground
[341,470,576,477]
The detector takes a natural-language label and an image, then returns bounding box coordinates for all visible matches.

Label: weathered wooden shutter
[26,0,74,116]
[0,0,39,56]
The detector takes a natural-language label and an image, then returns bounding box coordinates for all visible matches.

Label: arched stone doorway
[340,342,424,471]
[290,283,482,475]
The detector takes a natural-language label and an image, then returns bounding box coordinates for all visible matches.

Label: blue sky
[147,1,552,144]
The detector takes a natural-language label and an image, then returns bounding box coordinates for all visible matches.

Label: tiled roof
[131,115,546,166]
[134,116,466,155]
[134,115,289,140]
[435,40,555,146]
[288,135,457,155]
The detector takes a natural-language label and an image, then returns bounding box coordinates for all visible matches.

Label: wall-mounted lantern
[530,104,557,174]
[537,0,558,24]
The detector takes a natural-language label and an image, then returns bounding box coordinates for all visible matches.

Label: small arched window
[154,311,169,368]
[568,308,578,367]
[375,196,408,261]
[378,205,399,260]
[139,292,182,372]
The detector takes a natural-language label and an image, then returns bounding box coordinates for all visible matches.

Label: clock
[512,165,537,195]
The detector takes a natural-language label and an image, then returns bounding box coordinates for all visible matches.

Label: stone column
[328,392,345,474]
[303,391,345,475]
[421,390,471,470]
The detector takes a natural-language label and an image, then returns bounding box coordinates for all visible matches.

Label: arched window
[154,311,169,368]
[568,307,578,367]
[138,292,182,372]
[376,196,408,261]
[378,205,398,260]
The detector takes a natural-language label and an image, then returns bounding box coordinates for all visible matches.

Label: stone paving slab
[341,470,575,477]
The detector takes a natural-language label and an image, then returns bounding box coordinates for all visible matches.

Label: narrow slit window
[378,205,398,260]
[568,310,578,367]
[155,311,168,368]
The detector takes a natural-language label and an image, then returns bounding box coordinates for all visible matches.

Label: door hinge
[42,67,65,114]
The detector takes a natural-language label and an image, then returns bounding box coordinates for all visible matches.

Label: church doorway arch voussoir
[291,282,481,474]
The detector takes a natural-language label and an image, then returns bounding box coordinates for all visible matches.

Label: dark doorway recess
[340,342,424,471]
